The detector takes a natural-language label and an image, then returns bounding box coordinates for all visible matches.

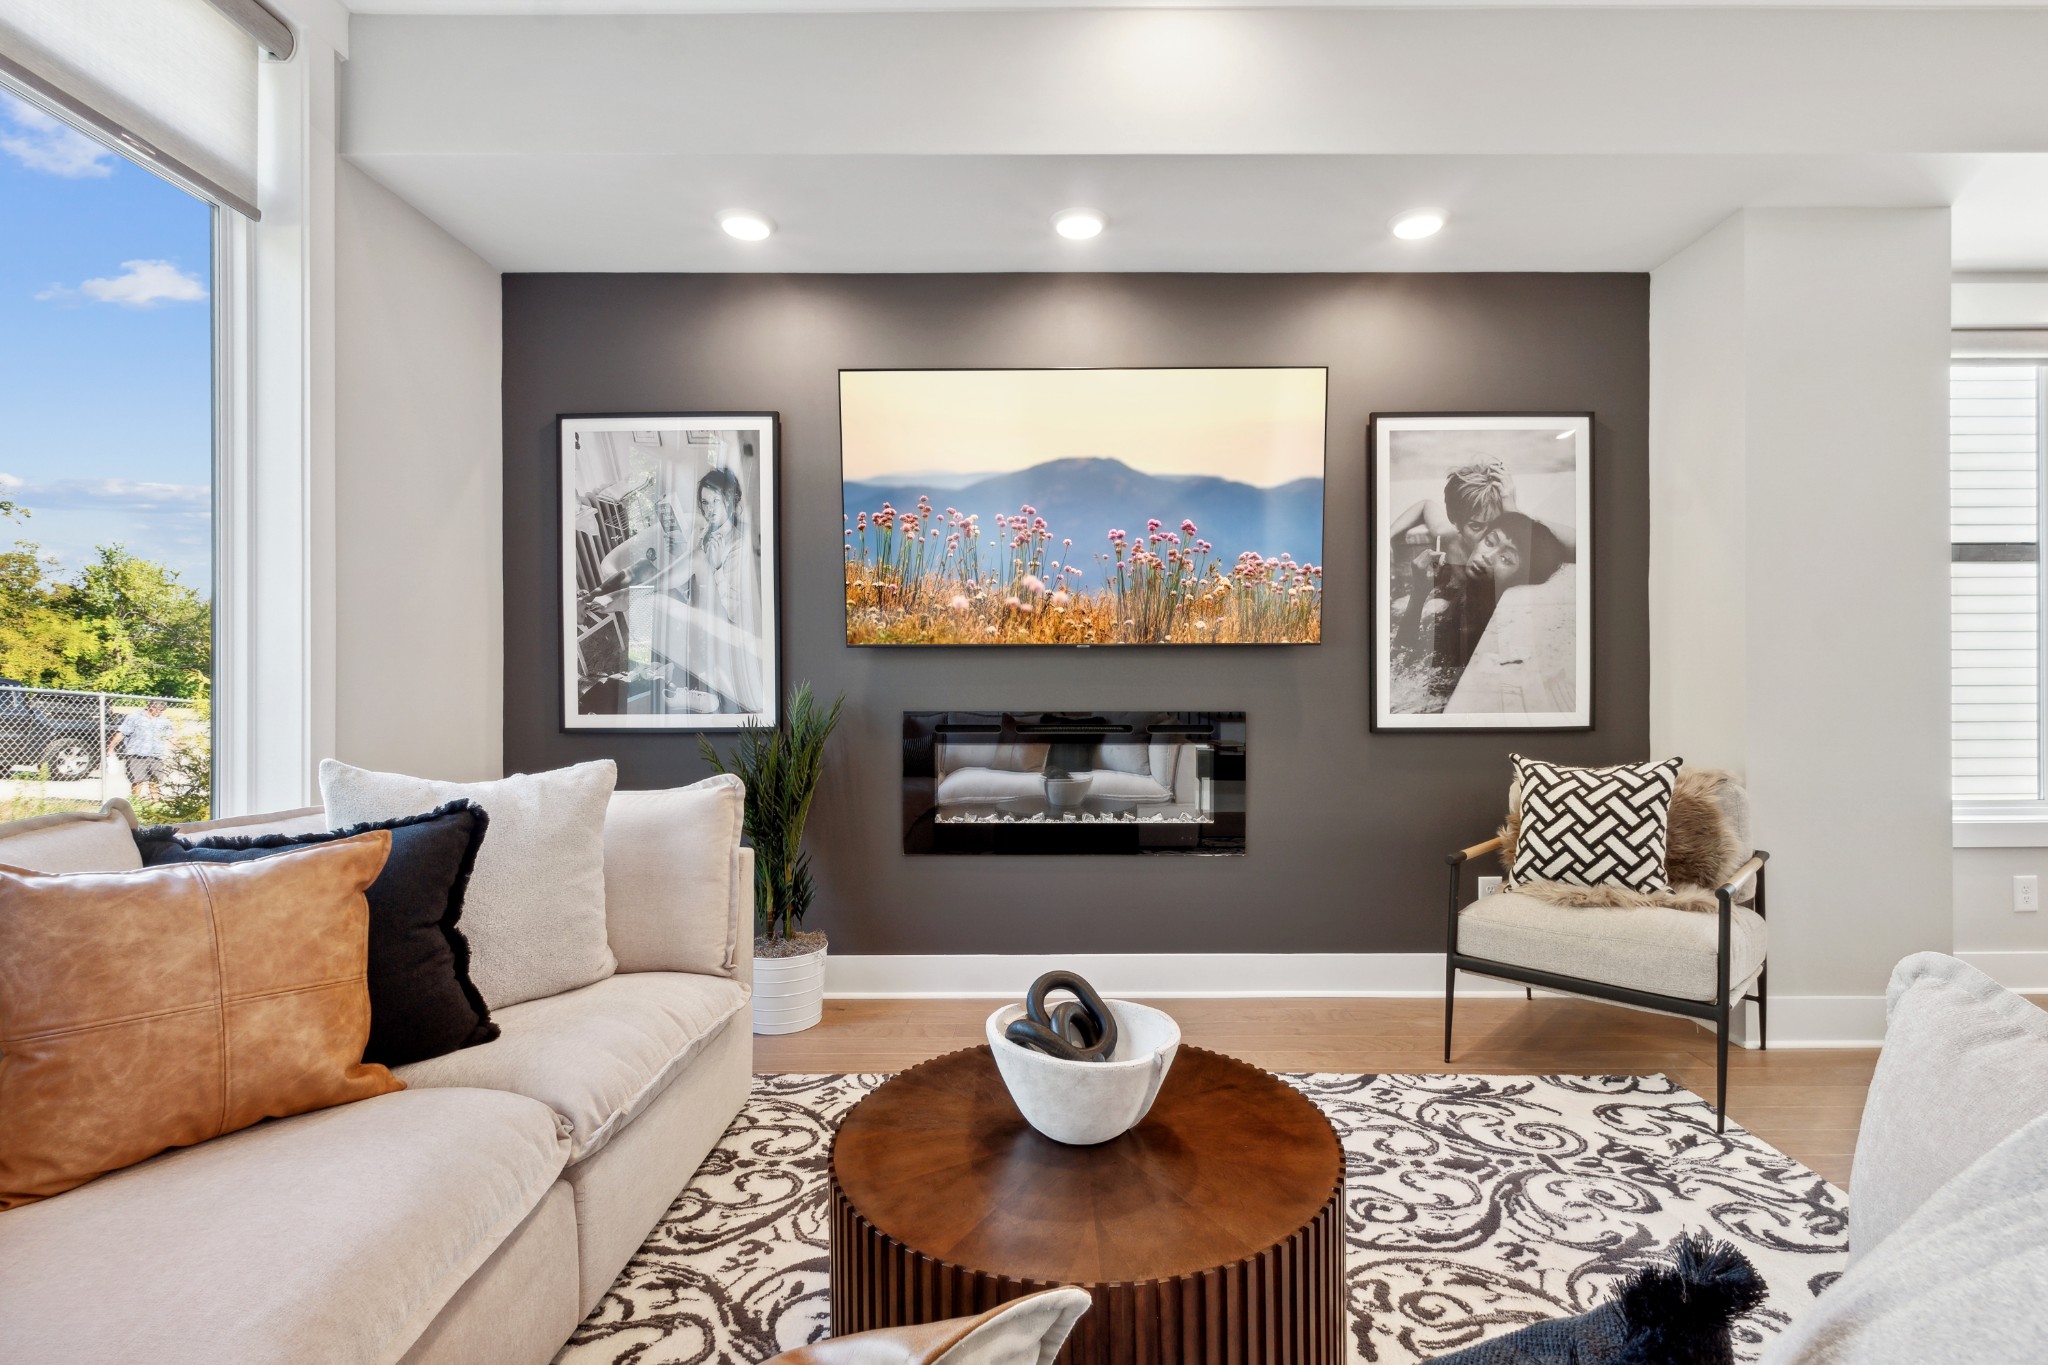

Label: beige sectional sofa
[0,798,753,1365]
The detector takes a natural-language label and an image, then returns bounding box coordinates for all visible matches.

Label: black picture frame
[1368,411,1595,732]
[557,412,783,733]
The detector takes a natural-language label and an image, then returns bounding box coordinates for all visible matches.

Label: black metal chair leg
[1443,963,1456,1063]
[1757,963,1769,1051]
[1715,1007,1730,1134]
[1754,863,1769,1052]
[1524,986,1532,1001]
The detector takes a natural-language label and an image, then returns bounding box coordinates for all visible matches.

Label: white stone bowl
[984,999,1181,1145]
[1043,774,1094,809]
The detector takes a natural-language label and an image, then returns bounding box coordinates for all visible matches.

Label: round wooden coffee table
[828,1044,1346,1365]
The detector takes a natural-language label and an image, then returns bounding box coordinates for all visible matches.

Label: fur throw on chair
[1496,767,1748,913]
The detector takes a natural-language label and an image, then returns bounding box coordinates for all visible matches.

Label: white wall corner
[1648,212,1748,769]
[333,160,505,781]
[1650,208,1954,1014]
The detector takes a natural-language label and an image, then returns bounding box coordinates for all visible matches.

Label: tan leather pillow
[0,832,402,1208]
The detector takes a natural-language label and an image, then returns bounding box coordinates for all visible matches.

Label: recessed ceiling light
[1389,209,1446,241]
[1053,208,1106,241]
[1555,428,1575,440]
[719,211,774,241]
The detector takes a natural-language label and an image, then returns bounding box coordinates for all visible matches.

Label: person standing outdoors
[108,698,174,806]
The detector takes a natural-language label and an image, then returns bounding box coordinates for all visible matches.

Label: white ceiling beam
[343,10,2048,159]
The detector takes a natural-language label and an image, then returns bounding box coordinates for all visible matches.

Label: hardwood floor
[754,995,1881,1186]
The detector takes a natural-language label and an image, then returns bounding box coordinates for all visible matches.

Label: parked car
[0,679,107,782]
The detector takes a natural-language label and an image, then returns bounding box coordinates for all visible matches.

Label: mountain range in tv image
[844,457,1323,571]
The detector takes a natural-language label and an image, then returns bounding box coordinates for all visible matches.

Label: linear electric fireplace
[902,711,1246,855]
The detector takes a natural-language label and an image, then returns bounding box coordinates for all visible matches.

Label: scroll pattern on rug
[557,1072,1846,1365]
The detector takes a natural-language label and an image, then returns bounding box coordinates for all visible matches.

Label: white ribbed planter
[753,946,826,1035]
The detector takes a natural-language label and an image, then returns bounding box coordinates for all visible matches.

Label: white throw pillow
[1082,769,1174,801]
[604,775,746,976]
[0,801,141,873]
[936,768,1045,805]
[1762,1111,2048,1365]
[1847,952,2048,1264]
[1096,740,1152,776]
[938,739,1048,777]
[319,758,618,1009]
[1508,754,1681,894]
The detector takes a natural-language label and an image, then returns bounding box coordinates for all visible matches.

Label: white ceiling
[351,150,2048,274]
[340,8,2048,273]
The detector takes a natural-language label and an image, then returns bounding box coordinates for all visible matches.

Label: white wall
[333,160,504,782]
[1955,848,2048,989]
[1652,208,1953,1042]
[1649,214,1748,772]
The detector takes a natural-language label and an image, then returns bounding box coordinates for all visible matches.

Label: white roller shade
[0,0,289,219]
[1952,361,2048,803]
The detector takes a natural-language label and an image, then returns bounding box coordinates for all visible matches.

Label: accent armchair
[1442,818,1770,1133]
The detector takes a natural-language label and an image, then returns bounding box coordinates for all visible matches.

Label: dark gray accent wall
[503,273,1648,954]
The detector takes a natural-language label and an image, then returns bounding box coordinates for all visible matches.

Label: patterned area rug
[556,1072,1847,1365]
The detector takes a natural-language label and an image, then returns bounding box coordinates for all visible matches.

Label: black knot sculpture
[1004,970,1119,1062]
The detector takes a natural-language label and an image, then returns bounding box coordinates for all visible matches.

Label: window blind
[1952,361,2047,802]
[0,0,292,220]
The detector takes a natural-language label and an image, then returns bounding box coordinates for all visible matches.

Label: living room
[1,2,2044,1363]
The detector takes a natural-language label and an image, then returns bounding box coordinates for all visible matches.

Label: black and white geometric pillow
[1509,754,1682,894]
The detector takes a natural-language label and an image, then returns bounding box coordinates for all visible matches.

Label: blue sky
[0,92,213,592]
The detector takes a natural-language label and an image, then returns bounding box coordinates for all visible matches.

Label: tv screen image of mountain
[840,368,1326,646]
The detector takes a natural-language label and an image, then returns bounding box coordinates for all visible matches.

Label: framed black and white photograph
[1370,413,1592,731]
[560,413,780,731]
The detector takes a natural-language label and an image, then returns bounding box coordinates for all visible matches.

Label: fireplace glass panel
[903,712,1245,855]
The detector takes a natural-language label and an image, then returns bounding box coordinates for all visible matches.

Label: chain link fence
[0,682,210,824]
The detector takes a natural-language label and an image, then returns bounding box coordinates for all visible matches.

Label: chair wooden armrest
[1716,850,1769,904]
[1446,835,1504,867]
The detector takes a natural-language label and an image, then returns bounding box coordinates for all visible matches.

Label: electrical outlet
[1476,876,1503,899]
[2017,875,2041,914]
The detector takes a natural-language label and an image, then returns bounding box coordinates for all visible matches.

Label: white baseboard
[824,952,1477,999]
[821,954,1887,1047]
[1754,995,1887,1048]
[1957,950,2048,994]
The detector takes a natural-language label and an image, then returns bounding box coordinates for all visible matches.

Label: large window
[0,90,214,820]
[1951,361,2048,811]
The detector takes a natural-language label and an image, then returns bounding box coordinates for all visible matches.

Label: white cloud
[0,475,207,513]
[0,93,114,178]
[36,260,207,309]
[0,474,213,588]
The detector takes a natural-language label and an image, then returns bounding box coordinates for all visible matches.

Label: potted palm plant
[701,682,845,1035]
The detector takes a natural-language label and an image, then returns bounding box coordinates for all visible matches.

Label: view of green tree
[64,545,212,697]
[0,544,99,688]
[0,511,211,698]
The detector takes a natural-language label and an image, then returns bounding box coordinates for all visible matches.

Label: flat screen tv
[841,367,1326,646]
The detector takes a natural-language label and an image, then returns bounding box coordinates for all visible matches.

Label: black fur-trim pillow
[135,800,498,1066]
[1429,1233,1765,1365]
